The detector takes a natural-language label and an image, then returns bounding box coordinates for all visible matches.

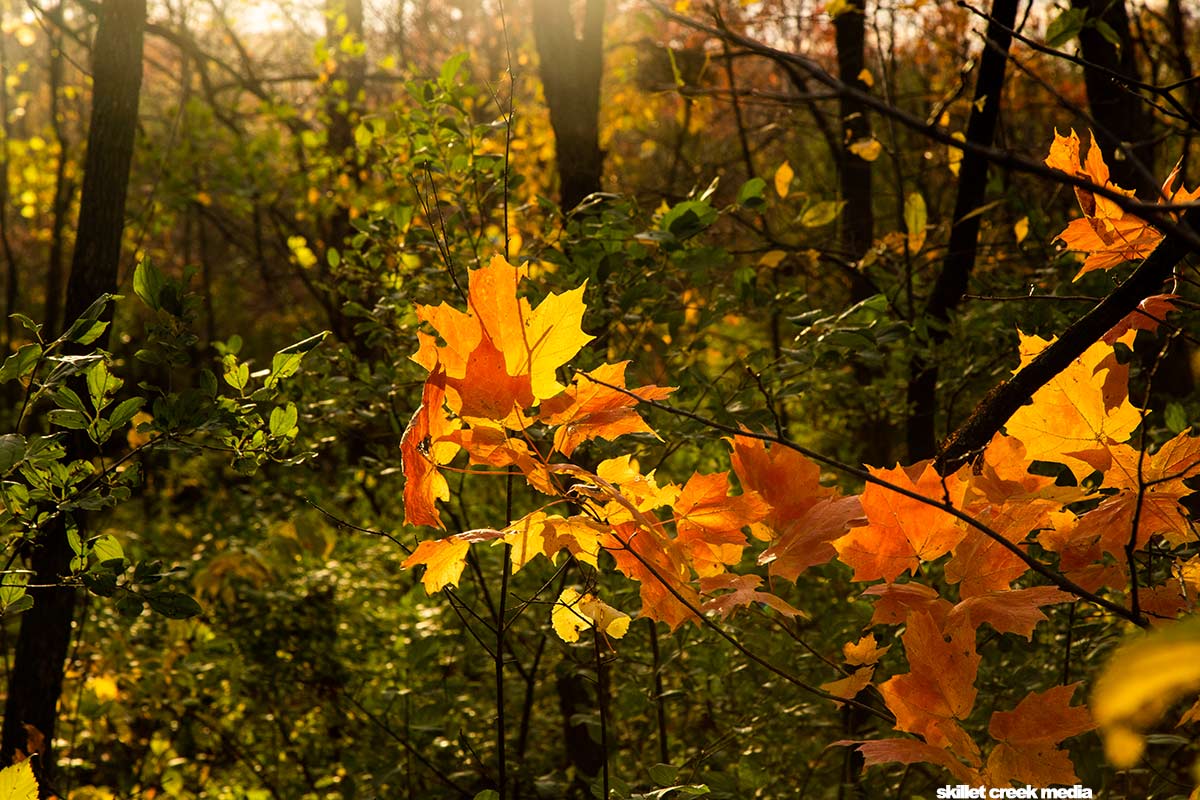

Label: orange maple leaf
[821,666,874,704]
[1102,293,1179,344]
[833,462,968,583]
[698,572,803,619]
[601,521,699,630]
[413,255,593,421]
[879,611,981,762]
[501,510,607,572]
[949,436,1073,597]
[1045,129,1199,280]
[730,436,863,580]
[403,536,470,593]
[843,633,890,666]
[673,471,769,577]
[985,683,1093,788]
[838,738,975,783]
[537,361,673,456]
[1073,432,1200,557]
[400,367,460,529]
[862,581,952,626]
[947,586,1072,640]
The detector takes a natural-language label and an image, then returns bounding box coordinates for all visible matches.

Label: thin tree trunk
[0,3,20,350]
[1070,0,1155,195]
[1,3,145,794]
[532,0,605,211]
[906,0,1018,461]
[45,1,72,338]
[834,0,874,279]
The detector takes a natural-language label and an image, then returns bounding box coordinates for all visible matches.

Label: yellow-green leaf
[758,250,788,268]
[905,192,927,252]
[0,759,38,800]
[800,200,846,228]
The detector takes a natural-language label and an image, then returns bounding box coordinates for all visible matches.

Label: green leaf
[109,397,145,430]
[0,595,32,616]
[55,387,87,413]
[736,177,767,209]
[115,593,144,617]
[0,343,41,383]
[649,764,680,786]
[134,259,165,311]
[269,403,299,437]
[83,571,118,598]
[86,360,122,413]
[91,534,125,565]
[0,572,29,606]
[61,294,116,342]
[45,354,103,385]
[473,793,500,800]
[69,319,109,346]
[0,435,25,474]
[661,201,717,240]
[46,409,89,430]
[9,313,41,337]
[1165,402,1188,433]
[439,52,469,87]
[265,331,329,389]
[223,357,250,392]
[1092,18,1121,50]
[145,590,203,619]
[0,755,39,799]
[1046,7,1086,47]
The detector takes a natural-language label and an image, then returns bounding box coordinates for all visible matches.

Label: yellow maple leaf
[552,588,630,642]
[1005,333,1142,481]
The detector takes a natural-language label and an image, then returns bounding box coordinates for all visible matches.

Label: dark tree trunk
[532,0,605,211]
[1070,0,1156,196]
[1166,0,1199,177]
[906,0,1019,461]
[45,1,72,338]
[834,0,874,279]
[833,0,888,469]
[1,2,145,794]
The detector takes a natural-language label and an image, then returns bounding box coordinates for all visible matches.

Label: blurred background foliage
[0,0,1196,797]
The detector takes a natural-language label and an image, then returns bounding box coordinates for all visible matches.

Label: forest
[0,0,1198,797]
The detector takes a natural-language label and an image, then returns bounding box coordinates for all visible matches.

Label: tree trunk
[532,0,605,211]
[45,1,72,339]
[906,0,1018,461]
[1070,0,1155,196]
[834,0,874,278]
[1,2,145,794]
